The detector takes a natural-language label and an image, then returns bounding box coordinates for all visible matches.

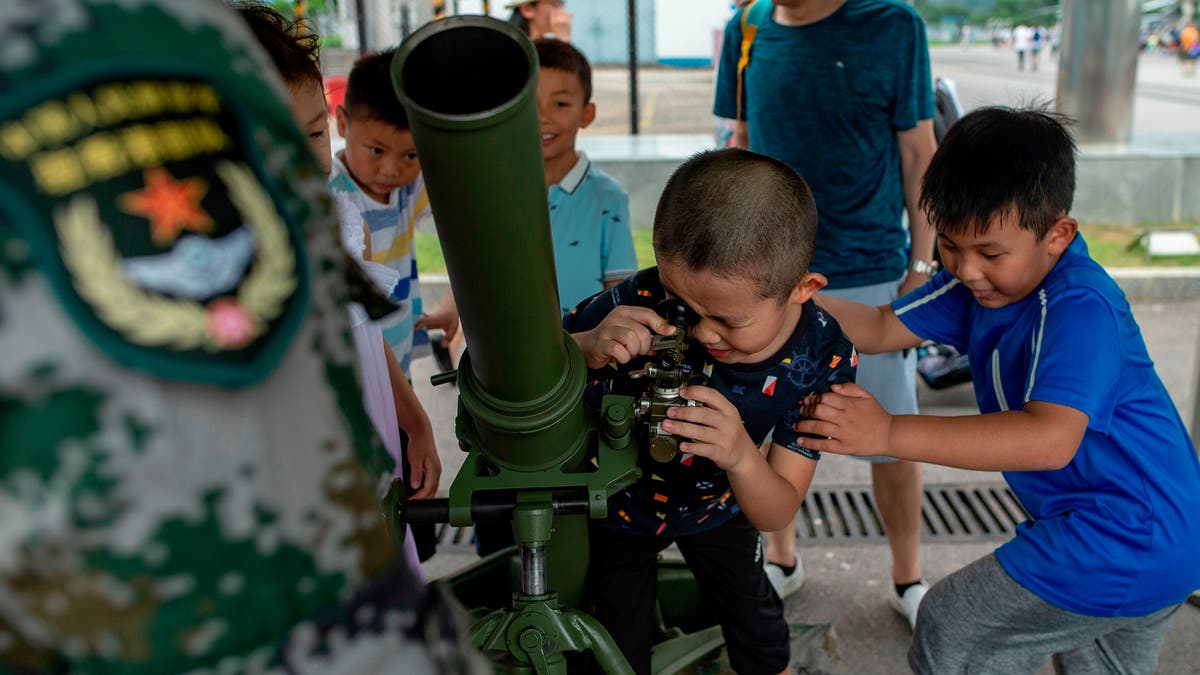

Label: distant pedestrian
[1030,25,1044,71]
[1180,22,1198,76]
[506,0,572,42]
[1013,23,1032,70]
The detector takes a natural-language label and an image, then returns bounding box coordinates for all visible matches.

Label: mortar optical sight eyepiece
[632,299,704,463]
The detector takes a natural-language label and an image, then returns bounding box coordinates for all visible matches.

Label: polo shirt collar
[556,151,590,195]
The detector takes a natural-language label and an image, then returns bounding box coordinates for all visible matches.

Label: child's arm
[384,340,441,498]
[815,293,924,355]
[663,385,816,531]
[569,305,677,369]
[794,383,1088,472]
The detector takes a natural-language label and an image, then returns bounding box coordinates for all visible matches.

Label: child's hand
[416,308,460,344]
[573,306,676,369]
[405,428,442,499]
[793,383,893,457]
[663,385,760,473]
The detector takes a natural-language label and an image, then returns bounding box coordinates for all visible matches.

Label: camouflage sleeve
[0,614,64,674]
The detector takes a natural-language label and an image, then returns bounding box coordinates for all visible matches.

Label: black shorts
[588,514,789,675]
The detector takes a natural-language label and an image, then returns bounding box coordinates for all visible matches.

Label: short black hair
[920,106,1076,239]
[653,148,818,301]
[233,1,323,92]
[344,48,409,129]
[534,38,592,102]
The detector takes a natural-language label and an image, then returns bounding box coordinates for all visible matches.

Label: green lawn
[413,223,1199,275]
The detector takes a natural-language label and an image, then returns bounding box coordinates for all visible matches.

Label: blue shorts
[824,276,918,463]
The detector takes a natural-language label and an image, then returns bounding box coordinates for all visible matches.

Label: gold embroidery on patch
[55,161,296,351]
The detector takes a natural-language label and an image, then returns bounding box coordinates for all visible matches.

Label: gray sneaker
[890,579,930,630]
[764,557,805,599]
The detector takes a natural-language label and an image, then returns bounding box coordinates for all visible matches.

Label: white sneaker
[764,557,805,599]
[890,579,929,630]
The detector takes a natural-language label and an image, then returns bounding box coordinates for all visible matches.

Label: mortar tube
[392,17,588,472]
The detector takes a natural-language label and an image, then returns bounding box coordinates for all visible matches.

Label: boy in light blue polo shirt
[535,38,637,316]
[793,107,1200,674]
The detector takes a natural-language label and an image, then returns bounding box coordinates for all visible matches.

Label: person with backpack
[714,0,939,630]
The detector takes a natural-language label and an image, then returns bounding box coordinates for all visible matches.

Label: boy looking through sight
[564,148,857,675]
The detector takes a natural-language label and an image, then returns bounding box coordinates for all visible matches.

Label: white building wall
[654,0,734,67]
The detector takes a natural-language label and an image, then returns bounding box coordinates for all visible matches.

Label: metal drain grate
[431,482,1028,548]
[799,483,1029,544]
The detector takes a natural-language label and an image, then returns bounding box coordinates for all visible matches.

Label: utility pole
[355,0,369,54]
[1056,0,1142,144]
[627,0,639,135]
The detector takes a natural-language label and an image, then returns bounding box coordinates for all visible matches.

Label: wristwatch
[908,259,939,276]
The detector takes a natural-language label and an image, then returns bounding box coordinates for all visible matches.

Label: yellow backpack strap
[735,0,771,122]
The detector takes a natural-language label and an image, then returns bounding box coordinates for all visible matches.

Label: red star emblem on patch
[120,166,214,246]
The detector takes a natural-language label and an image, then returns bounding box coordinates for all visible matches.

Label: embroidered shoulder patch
[0,75,309,387]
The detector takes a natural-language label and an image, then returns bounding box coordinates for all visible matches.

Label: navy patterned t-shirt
[565,268,857,537]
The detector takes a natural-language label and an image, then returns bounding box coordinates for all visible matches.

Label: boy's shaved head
[344,47,409,129]
[921,106,1076,239]
[653,148,818,301]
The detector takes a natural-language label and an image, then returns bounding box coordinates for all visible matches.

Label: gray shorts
[823,277,918,463]
[910,554,1181,675]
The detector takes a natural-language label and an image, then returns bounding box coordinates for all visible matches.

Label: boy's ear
[788,272,828,305]
[581,101,596,129]
[335,105,348,138]
[1044,215,1078,255]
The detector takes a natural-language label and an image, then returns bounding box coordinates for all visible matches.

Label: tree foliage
[914,0,1061,25]
[986,0,1059,25]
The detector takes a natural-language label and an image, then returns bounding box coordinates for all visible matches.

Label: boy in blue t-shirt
[534,38,637,315]
[793,107,1200,674]
[565,149,857,675]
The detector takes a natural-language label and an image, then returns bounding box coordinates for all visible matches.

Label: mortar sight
[631,299,705,463]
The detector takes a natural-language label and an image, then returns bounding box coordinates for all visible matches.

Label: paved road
[586,44,1200,138]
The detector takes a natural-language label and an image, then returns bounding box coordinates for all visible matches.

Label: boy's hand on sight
[663,385,759,473]
[793,383,893,457]
[405,429,442,499]
[576,306,676,369]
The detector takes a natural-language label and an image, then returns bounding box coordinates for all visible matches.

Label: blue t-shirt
[892,234,1200,616]
[713,0,934,289]
[548,152,638,316]
[564,268,857,537]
